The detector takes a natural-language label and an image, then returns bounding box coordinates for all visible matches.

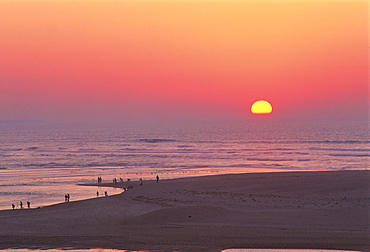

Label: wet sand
[0,170,369,251]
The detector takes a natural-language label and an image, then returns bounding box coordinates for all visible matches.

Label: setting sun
[251,100,273,115]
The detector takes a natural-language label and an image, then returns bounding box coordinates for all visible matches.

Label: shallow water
[1,119,368,210]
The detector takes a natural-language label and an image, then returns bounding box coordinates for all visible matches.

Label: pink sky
[0,0,368,123]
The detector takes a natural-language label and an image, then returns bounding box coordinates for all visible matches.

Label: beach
[0,170,368,251]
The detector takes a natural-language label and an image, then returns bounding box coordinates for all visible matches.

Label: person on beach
[67,194,70,202]
[104,191,108,196]
[12,204,15,210]
[65,194,68,202]
[27,201,30,209]
[19,201,23,209]
[97,191,99,197]
[156,175,159,183]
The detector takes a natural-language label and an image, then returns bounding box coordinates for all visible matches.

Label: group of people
[98,176,159,184]
[11,175,161,210]
[96,191,108,197]
[112,177,130,183]
[64,193,70,202]
[12,201,30,210]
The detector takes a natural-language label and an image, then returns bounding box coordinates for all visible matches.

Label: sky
[0,0,368,123]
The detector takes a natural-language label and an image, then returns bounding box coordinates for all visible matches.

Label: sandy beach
[0,170,368,251]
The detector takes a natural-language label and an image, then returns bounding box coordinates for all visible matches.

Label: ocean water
[0,118,368,210]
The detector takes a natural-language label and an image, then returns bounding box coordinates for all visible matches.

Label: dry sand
[0,170,369,251]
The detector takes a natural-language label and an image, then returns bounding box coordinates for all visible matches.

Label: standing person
[27,201,30,209]
[12,204,15,210]
[67,194,70,202]
[65,194,68,202]
[96,191,99,197]
[156,175,159,183]
[19,201,23,209]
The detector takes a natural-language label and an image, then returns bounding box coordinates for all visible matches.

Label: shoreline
[77,169,361,188]
[0,170,369,251]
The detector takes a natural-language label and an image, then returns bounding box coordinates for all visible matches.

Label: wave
[22,162,127,168]
[307,140,370,144]
[138,138,176,143]
[328,153,369,157]
[83,162,129,167]
[239,140,370,145]
[265,148,297,151]
[280,152,310,155]
[116,144,131,147]
[309,147,370,152]
[34,154,52,157]
[26,147,39,150]
[23,162,73,168]
[0,148,22,151]
[78,148,96,152]
[102,153,128,157]
[247,158,294,162]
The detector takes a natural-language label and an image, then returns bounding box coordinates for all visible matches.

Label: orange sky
[0,0,368,123]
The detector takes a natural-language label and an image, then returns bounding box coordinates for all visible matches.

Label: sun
[251,100,273,115]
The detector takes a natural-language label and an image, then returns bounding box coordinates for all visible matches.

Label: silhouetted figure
[65,194,68,202]
[67,194,70,202]
[97,191,99,197]
[104,191,108,196]
[156,175,159,183]
[19,201,23,209]
[27,201,30,209]
[139,178,143,186]
[12,204,15,210]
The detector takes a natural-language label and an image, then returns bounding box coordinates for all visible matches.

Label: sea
[0,118,368,210]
